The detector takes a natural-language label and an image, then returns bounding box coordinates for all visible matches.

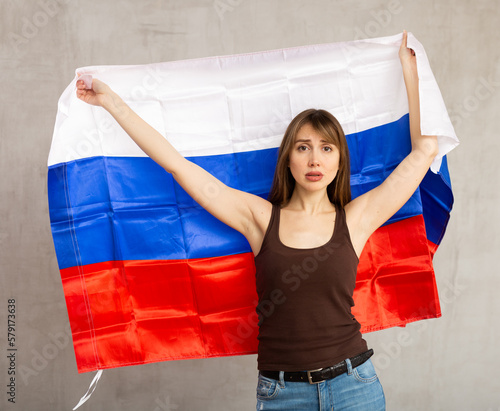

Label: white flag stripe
[48,33,458,171]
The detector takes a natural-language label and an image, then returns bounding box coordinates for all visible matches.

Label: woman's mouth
[305,172,323,181]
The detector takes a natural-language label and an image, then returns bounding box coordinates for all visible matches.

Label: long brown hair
[267,109,351,207]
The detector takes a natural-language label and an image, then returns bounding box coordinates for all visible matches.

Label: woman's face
[288,123,340,193]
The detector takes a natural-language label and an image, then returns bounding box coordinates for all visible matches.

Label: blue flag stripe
[48,114,450,270]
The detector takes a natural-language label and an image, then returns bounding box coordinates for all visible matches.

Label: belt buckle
[306,368,323,384]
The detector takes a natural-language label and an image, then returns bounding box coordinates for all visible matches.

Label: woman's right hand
[76,77,111,107]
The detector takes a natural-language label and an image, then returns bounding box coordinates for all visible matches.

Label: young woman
[76,31,437,410]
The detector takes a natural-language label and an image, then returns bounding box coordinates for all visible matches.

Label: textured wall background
[1,0,498,410]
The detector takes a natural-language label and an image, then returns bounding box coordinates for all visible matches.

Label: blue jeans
[256,358,385,410]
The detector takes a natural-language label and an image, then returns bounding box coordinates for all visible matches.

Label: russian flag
[47,33,458,373]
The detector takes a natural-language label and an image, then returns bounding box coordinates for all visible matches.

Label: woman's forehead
[295,123,335,143]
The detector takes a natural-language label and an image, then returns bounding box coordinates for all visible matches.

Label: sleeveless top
[254,203,368,371]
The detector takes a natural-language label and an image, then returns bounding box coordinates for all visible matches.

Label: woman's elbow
[416,135,439,159]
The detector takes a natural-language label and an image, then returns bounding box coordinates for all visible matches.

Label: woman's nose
[308,153,319,167]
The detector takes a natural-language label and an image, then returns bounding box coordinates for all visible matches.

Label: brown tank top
[254,203,368,371]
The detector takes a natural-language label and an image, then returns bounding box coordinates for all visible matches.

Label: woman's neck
[285,188,334,214]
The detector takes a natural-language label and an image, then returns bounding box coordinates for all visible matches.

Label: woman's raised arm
[76,78,271,254]
[345,31,439,257]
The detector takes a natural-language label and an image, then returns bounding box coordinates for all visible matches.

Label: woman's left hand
[399,30,417,76]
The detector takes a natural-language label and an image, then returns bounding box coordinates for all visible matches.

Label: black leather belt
[260,349,374,384]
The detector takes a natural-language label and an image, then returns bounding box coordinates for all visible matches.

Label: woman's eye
[298,145,308,151]
[323,146,332,152]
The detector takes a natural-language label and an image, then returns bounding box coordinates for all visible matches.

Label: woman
[76,31,437,410]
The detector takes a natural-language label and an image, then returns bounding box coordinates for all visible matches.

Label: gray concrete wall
[1,0,498,409]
